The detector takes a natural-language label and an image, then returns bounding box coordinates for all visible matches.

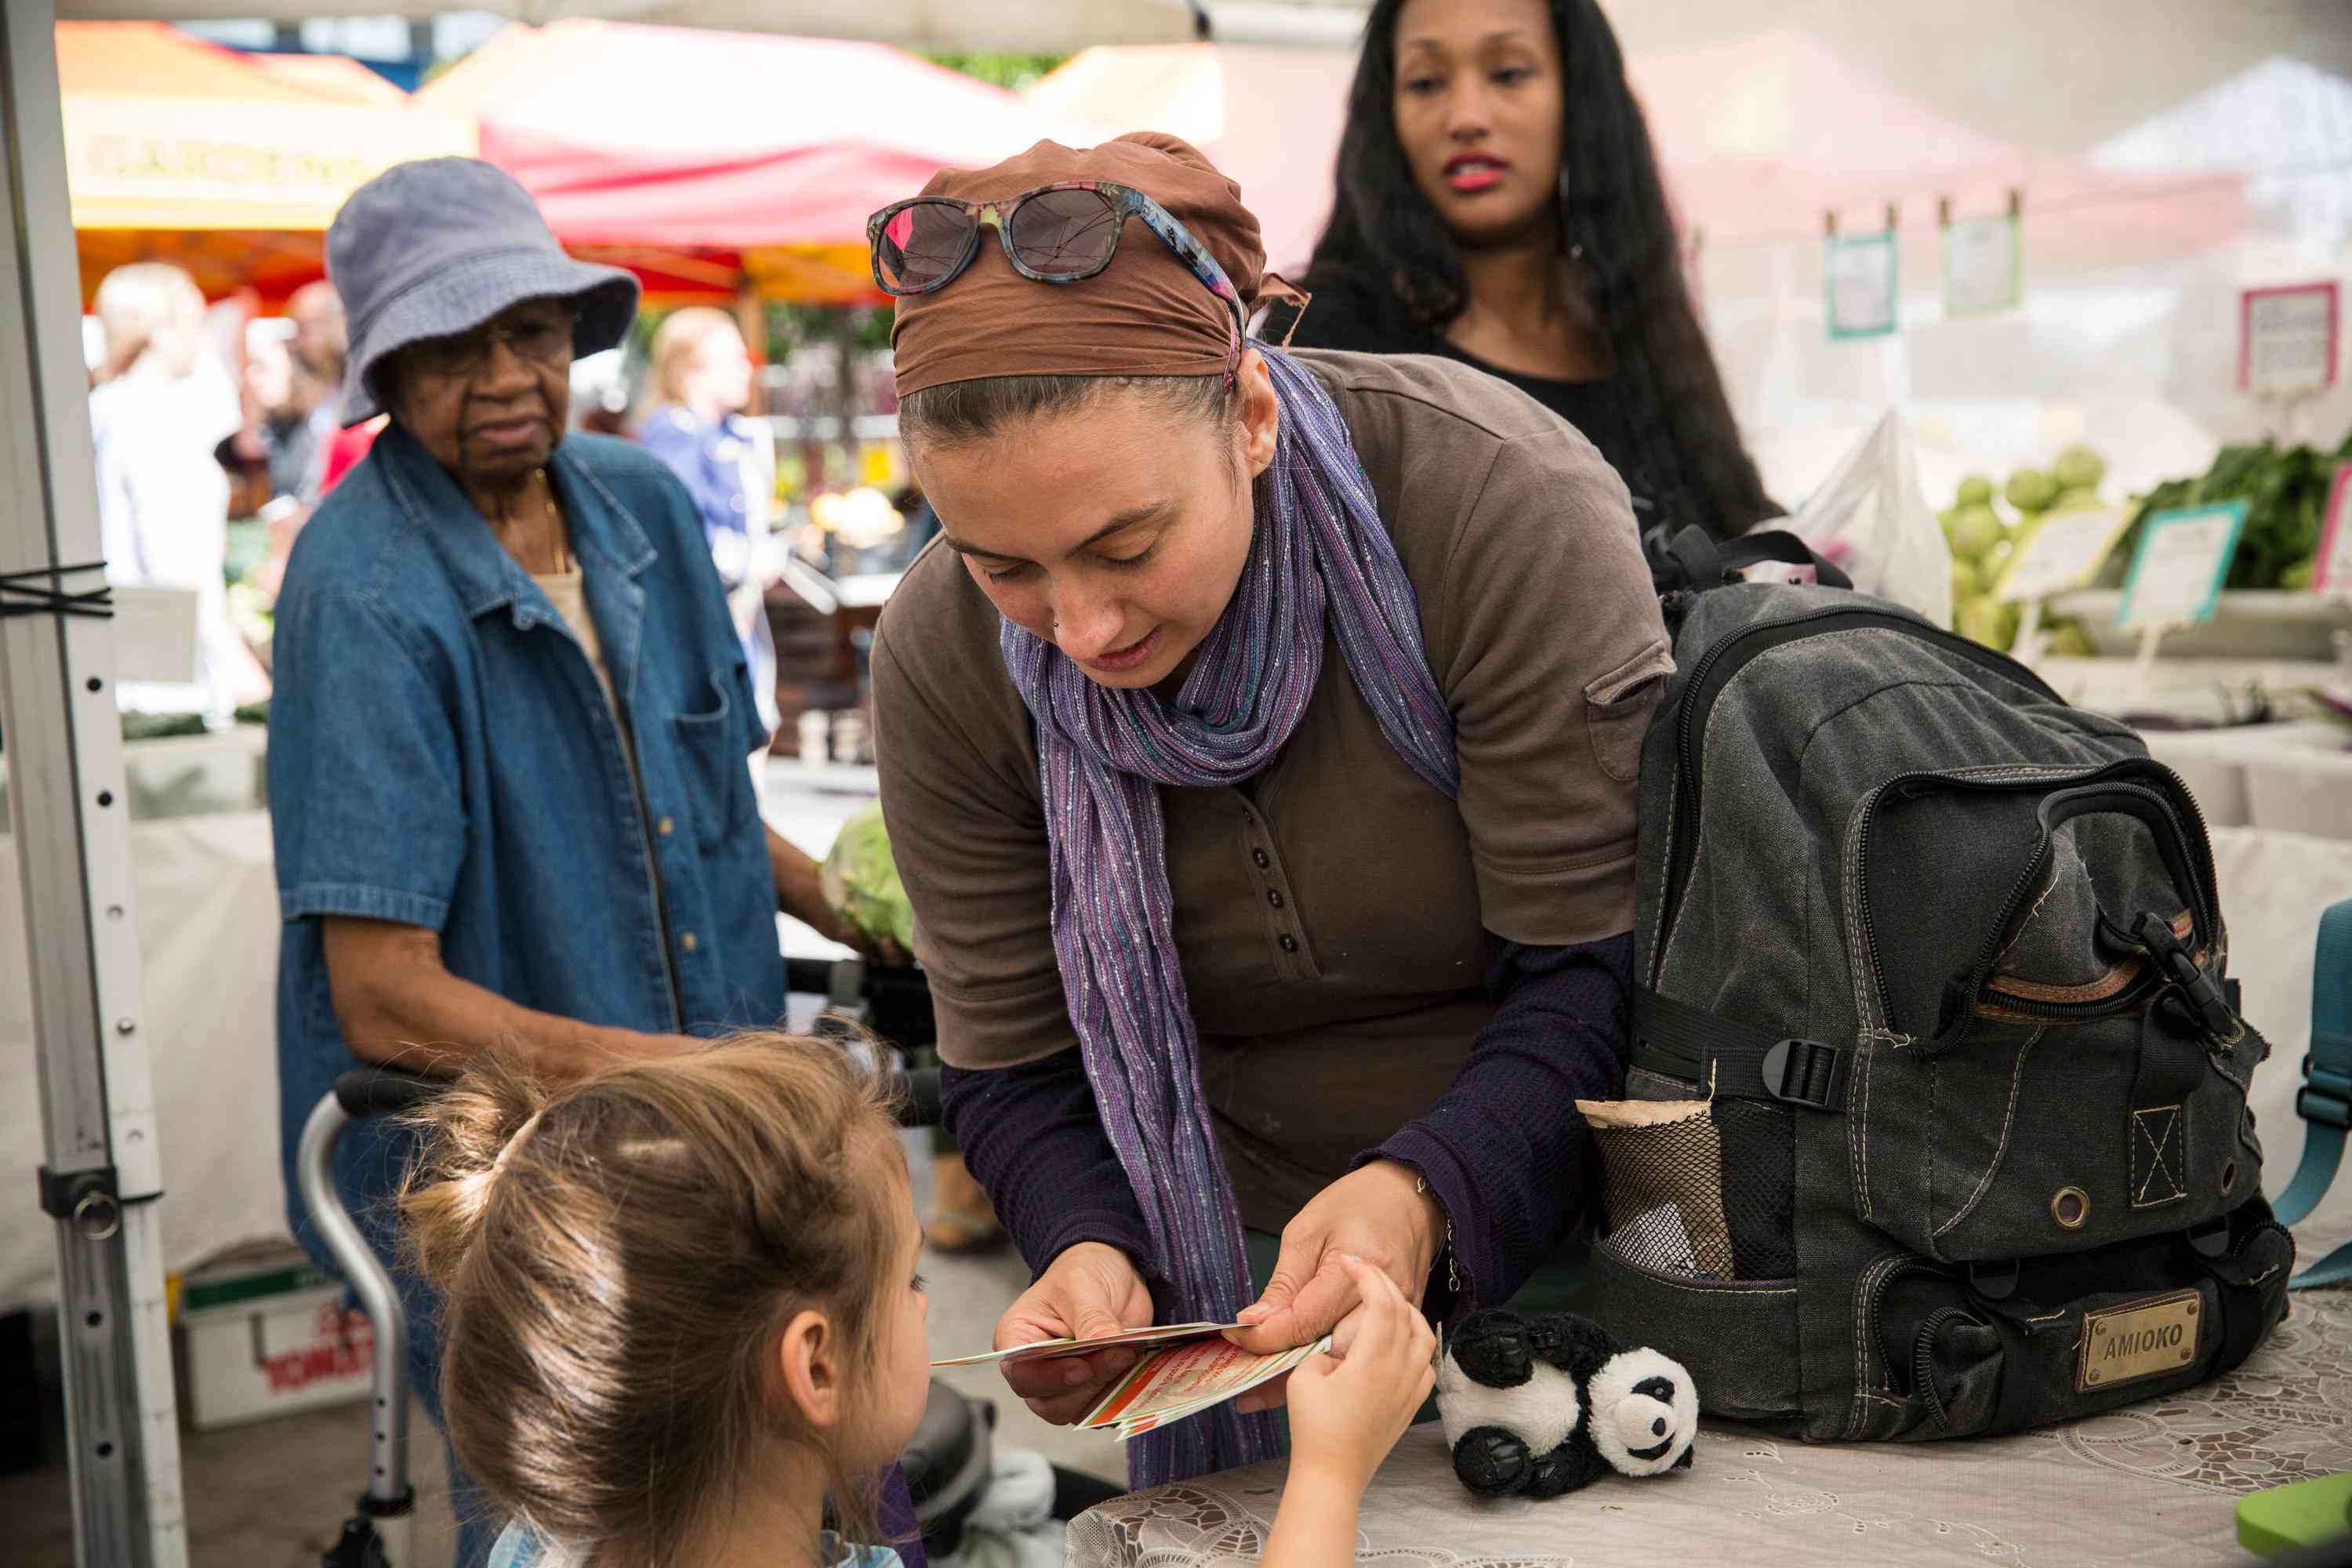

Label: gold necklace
[538,467,569,575]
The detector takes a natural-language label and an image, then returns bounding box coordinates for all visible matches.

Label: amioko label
[2078,1290,2202,1392]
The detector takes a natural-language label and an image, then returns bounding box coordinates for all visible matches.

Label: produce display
[2119,426,2352,593]
[1939,442,2111,655]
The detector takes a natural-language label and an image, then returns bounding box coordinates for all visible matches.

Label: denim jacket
[269,423,786,1250]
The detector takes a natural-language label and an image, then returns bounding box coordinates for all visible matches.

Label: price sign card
[2314,462,2352,598]
[1995,506,2131,604]
[1944,212,2021,318]
[1826,232,1898,339]
[2239,281,2339,395]
[2117,502,2249,632]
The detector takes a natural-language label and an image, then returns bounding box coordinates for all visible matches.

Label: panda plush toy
[1435,1308,1699,1499]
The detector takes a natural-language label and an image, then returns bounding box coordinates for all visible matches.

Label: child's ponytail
[397,1056,550,1294]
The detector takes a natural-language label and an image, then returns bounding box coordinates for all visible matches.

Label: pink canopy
[416,19,1105,299]
[1629,27,2248,264]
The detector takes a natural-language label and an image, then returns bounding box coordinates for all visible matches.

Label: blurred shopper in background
[240,329,313,505]
[639,307,782,734]
[88,260,270,720]
[641,309,967,1239]
[1278,0,1776,542]
[286,279,347,503]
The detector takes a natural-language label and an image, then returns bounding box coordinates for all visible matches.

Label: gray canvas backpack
[1586,527,2296,1443]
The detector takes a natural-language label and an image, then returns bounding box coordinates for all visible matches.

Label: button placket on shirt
[1240,800,1316,979]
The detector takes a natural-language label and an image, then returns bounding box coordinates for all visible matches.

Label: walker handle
[332,1065,448,1121]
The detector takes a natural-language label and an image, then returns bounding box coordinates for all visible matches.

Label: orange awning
[60,23,474,235]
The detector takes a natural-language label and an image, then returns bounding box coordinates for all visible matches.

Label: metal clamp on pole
[35,1165,134,1241]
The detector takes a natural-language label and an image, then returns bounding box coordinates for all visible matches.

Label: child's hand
[1281,1254,1436,1493]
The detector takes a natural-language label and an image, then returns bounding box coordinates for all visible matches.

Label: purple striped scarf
[999,347,1459,1486]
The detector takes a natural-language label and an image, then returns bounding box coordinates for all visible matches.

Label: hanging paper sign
[2313,462,2352,597]
[108,585,200,685]
[2116,502,2248,631]
[2238,281,2339,395]
[1944,213,2021,318]
[1825,232,1898,340]
[1995,506,2130,604]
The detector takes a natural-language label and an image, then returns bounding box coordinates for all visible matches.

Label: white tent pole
[1,3,188,1564]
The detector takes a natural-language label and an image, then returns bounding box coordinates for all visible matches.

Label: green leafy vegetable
[821,800,915,952]
[2118,424,2350,590]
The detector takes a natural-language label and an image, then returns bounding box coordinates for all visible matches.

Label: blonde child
[401,1035,1435,1568]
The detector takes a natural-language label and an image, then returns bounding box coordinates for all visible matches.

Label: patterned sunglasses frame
[867,181,1246,383]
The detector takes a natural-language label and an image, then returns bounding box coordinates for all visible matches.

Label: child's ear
[777,1309,841,1431]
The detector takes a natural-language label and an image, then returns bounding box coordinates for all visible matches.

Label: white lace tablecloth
[1068,1224,2352,1568]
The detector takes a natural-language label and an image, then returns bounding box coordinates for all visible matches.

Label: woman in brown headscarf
[869,133,1668,1485]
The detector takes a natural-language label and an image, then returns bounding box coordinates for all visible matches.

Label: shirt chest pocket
[668,675,754,853]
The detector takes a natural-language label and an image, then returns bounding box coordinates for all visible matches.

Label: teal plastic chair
[2274,898,2351,1290]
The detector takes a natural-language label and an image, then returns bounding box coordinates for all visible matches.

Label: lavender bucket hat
[326,157,639,426]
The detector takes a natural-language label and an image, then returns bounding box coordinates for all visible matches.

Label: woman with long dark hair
[1279,0,1774,540]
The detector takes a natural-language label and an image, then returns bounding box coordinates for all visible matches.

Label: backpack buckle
[1761,1038,1846,1109]
[2133,912,2241,1050]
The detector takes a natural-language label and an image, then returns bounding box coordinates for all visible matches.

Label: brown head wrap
[887,132,1266,396]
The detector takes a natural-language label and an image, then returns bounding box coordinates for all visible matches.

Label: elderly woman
[267,158,866,1563]
[870,132,1668,1489]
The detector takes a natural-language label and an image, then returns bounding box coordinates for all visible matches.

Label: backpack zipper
[1658,606,2063,984]
[1852,765,2220,1047]
[1907,1305,1975,1429]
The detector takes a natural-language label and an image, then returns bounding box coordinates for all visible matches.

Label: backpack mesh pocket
[1581,1098,1797,1280]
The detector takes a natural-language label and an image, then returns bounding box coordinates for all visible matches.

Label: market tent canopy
[60,20,472,305]
[1625,26,2249,266]
[1024,42,1359,272]
[2091,56,2352,247]
[59,21,472,231]
[241,49,409,104]
[55,0,1306,54]
[415,19,1113,303]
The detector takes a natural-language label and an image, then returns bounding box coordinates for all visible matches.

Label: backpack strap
[1643,524,1857,599]
[1630,987,1849,1111]
[2274,898,2352,1290]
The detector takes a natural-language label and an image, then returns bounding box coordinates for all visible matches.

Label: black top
[1271,284,1661,528]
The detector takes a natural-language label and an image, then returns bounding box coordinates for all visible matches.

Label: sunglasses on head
[867,181,1247,383]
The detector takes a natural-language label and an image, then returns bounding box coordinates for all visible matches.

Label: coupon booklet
[930,1321,1243,1370]
[1080,1335,1331,1442]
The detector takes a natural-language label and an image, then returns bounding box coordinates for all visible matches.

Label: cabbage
[821,801,916,952]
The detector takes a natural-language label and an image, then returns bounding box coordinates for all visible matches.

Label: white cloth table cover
[0,810,283,1308]
[1068,1220,2352,1568]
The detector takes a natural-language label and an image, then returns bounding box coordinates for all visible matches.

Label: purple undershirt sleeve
[939,1052,1153,1283]
[1361,931,1634,1321]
